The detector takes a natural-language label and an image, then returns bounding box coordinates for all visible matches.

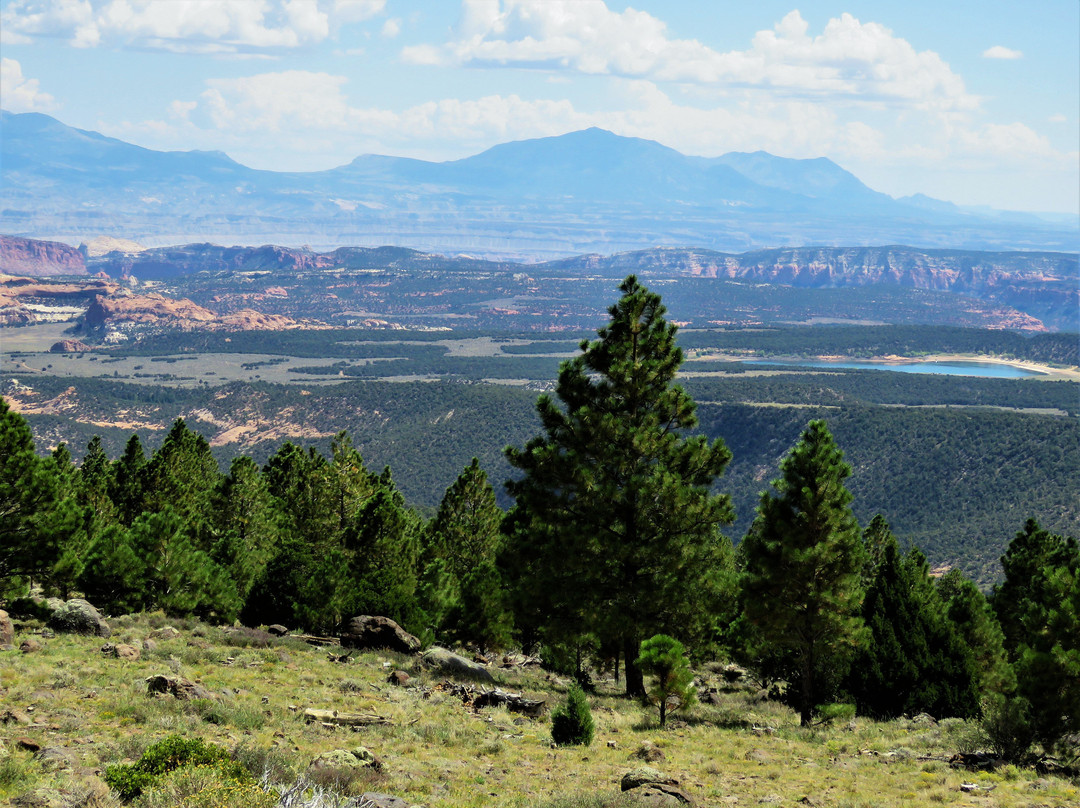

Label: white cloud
[380,17,400,38]
[1048,114,1067,123]
[0,0,386,53]
[959,122,1062,160]
[0,57,58,112]
[406,2,977,111]
[199,70,355,131]
[982,45,1022,60]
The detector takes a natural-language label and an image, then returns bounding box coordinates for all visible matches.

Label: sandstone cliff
[0,235,87,276]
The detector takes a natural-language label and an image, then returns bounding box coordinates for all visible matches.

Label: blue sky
[2,0,1077,214]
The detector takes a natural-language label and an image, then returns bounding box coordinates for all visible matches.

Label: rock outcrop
[49,339,93,353]
[0,236,87,277]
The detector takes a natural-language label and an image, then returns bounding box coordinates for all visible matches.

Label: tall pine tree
[847,535,980,719]
[505,276,734,696]
[992,519,1080,754]
[740,419,865,725]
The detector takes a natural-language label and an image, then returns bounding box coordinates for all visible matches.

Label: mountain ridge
[2,111,1076,258]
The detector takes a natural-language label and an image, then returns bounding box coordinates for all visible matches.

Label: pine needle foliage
[740,419,866,726]
[550,684,595,747]
[505,275,734,696]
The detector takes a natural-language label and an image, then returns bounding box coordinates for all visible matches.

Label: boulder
[310,746,382,773]
[620,767,678,791]
[420,647,495,683]
[145,675,213,701]
[1,708,33,726]
[267,624,289,637]
[19,638,43,654]
[340,615,420,654]
[620,768,693,806]
[46,599,110,638]
[0,609,13,648]
[101,642,140,660]
[387,670,411,686]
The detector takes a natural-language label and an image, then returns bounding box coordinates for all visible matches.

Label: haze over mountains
[2,111,1075,260]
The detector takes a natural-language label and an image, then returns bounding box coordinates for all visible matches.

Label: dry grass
[1,614,1077,807]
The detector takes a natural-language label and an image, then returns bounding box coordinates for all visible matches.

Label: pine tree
[636,634,697,727]
[140,419,221,542]
[423,458,510,648]
[740,419,865,726]
[211,456,285,603]
[0,398,64,593]
[550,684,595,746]
[847,536,980,719]
[343,482,423,631]
[992,519,1080,754]
[936,568,1014,696]
[504,276,734,697]
[110,434,147,526]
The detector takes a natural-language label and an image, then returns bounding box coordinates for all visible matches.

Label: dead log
[302,708,390,728]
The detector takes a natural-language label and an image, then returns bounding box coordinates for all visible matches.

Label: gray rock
[620,766,677,791]
[310,746,382,773]
[145,674,213,701]
[267,624,289,636]
[19,638,43,654]
[420,647,495,683]
[101,642,140,660]
[46,599,110,638]
[341,615,420,654]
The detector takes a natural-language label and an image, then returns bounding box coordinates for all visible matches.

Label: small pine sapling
[636,634,697,727]
[550,683,595,746]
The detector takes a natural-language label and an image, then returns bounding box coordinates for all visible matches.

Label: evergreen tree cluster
[0,400,510,645]
[1,275,1075,759]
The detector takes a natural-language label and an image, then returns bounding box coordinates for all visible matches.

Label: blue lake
[751,360,1044,379]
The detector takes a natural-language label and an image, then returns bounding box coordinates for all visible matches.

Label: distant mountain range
[2,111,1076,259]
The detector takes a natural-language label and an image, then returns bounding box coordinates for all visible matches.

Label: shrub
[103,735,249,800]
[551,684,595,746]
[979,693,1036,762]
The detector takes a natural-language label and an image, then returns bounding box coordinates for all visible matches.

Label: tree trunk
[659,697,667,727]
[800,643,814,726]
[623,636,645,698]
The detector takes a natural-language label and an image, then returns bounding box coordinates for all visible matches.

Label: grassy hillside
[2,613,1077,807]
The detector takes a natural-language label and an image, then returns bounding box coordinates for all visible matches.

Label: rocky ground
[1,603,1077,808]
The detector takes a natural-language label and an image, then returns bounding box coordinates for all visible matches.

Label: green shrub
[551,684,595,747]
[103,735,249,800]
[815,702,857,725]
[979,693,1036,762]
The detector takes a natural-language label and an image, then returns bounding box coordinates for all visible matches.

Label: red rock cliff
[0,235,87,276]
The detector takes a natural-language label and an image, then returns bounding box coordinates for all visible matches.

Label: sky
[2,0,1078,215]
